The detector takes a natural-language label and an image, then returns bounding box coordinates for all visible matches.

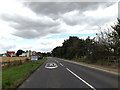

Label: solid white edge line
[66,68,96,90]
[60,63,63,66]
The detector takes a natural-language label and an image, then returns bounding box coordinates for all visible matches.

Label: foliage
[52,18,120,65]
[110,18,120,56]
[25,58,30,62]
[40,52,52,57]
[16,49,25,56]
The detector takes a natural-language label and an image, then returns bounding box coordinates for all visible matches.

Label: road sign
[32,51,37,56]
[31,55,38,61]
[31,51,38,61]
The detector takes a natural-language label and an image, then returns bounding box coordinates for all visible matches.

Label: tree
[110,18,120,56]
[51,18,120,64]
[46,52,52,57]
[16,49,25,56]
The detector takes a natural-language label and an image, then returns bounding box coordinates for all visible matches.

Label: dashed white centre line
[60,63,63,66]
[66,68,96,90]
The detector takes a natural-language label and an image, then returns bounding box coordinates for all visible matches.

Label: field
[2,57,46,89]
[0,68,2,90]
[1,57,31,67]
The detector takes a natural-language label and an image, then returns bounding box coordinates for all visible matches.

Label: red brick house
[6,51,15,57]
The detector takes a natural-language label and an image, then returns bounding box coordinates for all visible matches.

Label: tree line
[52,18,120,65]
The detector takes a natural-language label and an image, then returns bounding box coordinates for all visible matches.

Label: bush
[38,56,43,60]
[25,58,30,62]
[96,59,112,66]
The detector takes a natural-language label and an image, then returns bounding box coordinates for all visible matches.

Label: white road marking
[60,63,63,66]
[45,63,58,69]
[66,68,96,90]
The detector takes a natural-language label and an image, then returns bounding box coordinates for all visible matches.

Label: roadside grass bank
[58,56,119,68]
[74,57,119,68]
[2,57,47,89]
[55,57,119,75]
[0,68,2,90]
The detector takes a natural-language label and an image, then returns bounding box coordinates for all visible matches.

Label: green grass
[74,57,118,66]
[0,68,2,90]
[2,57,46,89]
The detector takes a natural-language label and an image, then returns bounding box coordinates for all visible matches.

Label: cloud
[25,2,114,18]
[0,39,16,53]
[0,1,65,39]
[1,1,117,39]
[1,12,63,39]
[15,38,65,53]
[0,1,118,53]
[61,2,117,26]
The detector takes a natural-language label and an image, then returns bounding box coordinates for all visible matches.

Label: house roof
[6,51,15,55]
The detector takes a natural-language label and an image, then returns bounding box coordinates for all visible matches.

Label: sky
[0,0,118,53]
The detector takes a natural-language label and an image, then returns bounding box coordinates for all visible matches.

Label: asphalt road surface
[19,57,119,89]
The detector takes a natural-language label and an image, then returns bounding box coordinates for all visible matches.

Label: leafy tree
[16,49,25,56]
[110,18,120,56]
[51,18,120,64]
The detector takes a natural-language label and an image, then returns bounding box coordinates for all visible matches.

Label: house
[19,50,31,57]
[6,51,15,57]
[19,52,27,57]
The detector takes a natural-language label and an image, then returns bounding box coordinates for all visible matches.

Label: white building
[19,50,31,57]
[19,52,27,57]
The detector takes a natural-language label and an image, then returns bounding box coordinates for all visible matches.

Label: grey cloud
[1,2,116,39]
[60,2,116,26]
[61,14,86,26]
[2,15,59,28]
[25,2,116,26]
[40,42,51,45]
[61,13,112,26]
[24,2,114,19]
[1,14,63,39]
[40,48,52,52]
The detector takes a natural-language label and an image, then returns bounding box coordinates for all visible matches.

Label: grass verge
[0,68,2,90]
[2,57,46,89]
[74,57,119,68]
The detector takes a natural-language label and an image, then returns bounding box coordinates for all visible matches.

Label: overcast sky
[0,0,118,53]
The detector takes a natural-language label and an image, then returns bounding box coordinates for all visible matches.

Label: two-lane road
[19,57,119,89]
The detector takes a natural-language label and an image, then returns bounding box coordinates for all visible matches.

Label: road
[19,57,119,89]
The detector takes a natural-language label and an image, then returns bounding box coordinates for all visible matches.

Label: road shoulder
[56,57,119,76]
